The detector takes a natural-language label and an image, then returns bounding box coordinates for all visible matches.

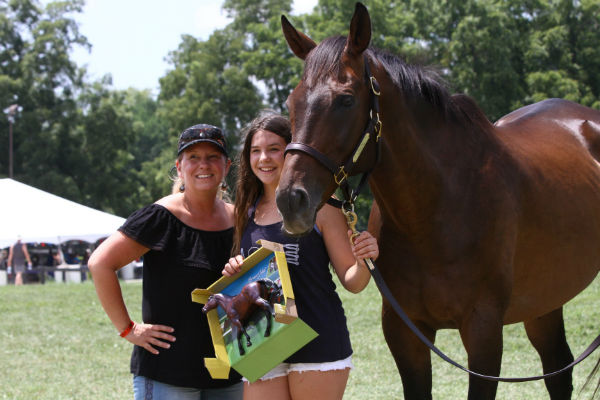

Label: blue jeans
[133,376,243,400]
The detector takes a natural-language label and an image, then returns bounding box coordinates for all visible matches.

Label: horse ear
[281,15,316,60]
[344,2,371,57]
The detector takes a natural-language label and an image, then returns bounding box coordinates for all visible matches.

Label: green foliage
[157,29,263,160]
[0,0,87,185]
[2,0,600,221]
[0,0,159,216]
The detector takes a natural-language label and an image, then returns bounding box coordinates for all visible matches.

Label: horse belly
[506,233,600,323]
[503,141,600,322]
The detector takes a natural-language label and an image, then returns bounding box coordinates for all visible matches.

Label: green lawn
[1,275,599,399]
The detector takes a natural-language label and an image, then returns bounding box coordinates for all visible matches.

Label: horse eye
[337,95,355,108]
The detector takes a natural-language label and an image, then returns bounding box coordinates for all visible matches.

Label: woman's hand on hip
[124,322,176,355]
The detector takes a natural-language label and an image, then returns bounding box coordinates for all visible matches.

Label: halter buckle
[334,166,348,185]
[374,116,383,141]
[370,76,381,96]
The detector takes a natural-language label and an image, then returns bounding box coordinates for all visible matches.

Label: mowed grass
[1,275,600,399]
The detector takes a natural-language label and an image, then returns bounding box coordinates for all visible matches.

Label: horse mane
[304,36,494,136]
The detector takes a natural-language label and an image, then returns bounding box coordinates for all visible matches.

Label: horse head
[277,2,378,236]
[202,294,220,314]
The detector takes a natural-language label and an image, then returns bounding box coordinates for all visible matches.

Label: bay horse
[276,3,600,399]
[202,279,282,356]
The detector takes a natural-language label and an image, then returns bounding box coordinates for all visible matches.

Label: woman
[222,111,378,400]
[88,124,243,399]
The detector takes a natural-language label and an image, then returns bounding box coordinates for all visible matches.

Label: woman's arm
[88,231,175,354]
[7,245,13,266]
[318,205,378,294]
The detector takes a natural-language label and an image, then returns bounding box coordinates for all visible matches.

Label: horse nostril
[289,187,309,213]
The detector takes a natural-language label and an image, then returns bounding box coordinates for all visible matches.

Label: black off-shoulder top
[119,203,241,389]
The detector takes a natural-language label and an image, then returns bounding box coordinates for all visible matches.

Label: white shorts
[243,355,354,382]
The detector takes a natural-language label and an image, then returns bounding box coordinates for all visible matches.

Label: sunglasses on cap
[177,124,228,156]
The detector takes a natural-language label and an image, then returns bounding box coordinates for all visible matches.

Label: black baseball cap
[177,124,228,156]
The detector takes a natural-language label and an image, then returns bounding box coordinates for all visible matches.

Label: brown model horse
[202,279,282,356]
[275,3,600,399]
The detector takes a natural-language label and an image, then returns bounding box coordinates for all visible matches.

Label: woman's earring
[221,181,227,191]
[179,183,185,192]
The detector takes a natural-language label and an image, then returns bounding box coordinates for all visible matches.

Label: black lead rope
[342,205,600,382]
[370,259,600,382]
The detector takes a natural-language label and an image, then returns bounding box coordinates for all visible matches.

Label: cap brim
[178,139,228,156]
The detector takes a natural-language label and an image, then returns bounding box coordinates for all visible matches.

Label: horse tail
[580,119,600,163]
[579,355,600,398]
[257,278,274,287]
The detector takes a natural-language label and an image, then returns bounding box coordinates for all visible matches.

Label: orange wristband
[119,320,134,337]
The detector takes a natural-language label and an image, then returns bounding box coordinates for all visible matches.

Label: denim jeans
[133,375,243,400]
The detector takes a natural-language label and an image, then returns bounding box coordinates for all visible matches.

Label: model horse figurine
[202,279,283,356]
[277,3,600,399]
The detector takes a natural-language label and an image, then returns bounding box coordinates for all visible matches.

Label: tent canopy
[0,178,125,248]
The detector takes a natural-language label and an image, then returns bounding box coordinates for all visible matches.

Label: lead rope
[341,202,600,383]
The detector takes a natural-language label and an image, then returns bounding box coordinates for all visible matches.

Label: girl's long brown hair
[232,110,291,255]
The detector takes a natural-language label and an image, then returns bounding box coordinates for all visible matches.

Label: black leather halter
[284,55,382,209]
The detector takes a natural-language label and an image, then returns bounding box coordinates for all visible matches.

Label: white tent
[0,178,125,248]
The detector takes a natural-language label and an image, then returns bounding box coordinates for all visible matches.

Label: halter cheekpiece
[284,55,382,210]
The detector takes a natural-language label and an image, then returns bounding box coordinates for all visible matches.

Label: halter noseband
[284,55,382,209]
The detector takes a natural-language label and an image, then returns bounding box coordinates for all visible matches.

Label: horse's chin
[276,184,319,237]
[281,220,314,238]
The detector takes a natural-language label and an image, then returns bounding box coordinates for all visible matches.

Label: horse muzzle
[276,185,317,236]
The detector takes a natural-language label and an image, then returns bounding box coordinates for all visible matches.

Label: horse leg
[235,328,246,356]
[232,319,252,354]
[459,304,504,400]
[242,326,252,347]
[254,299,274,337]
[382,301,435,399]
[524,307,573,400]
[263,308,272,337]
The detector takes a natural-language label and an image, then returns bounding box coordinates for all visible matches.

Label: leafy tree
[223,0,301,111]
[0,0,88,188]
[0,0,157,216]
[3,0,600,224]
[153,27,264,194]
[447,0,523,119]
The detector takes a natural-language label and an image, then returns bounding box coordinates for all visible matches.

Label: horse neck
[212,293,230,309]
[370,72,497,231]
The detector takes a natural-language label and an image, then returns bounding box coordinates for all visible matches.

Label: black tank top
[12,241,26,266]
[240,211,352,363]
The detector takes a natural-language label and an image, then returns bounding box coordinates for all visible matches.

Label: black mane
[303,36,492,130]
[304,36,451,111]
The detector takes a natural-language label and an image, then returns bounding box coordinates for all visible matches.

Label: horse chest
[230,295,258,320]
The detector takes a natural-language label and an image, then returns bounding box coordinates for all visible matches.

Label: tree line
[1,0,598,227]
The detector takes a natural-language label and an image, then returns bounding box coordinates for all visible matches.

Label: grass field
[1,275,600,399]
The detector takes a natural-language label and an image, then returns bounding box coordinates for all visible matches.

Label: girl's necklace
[255,200,280,224]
